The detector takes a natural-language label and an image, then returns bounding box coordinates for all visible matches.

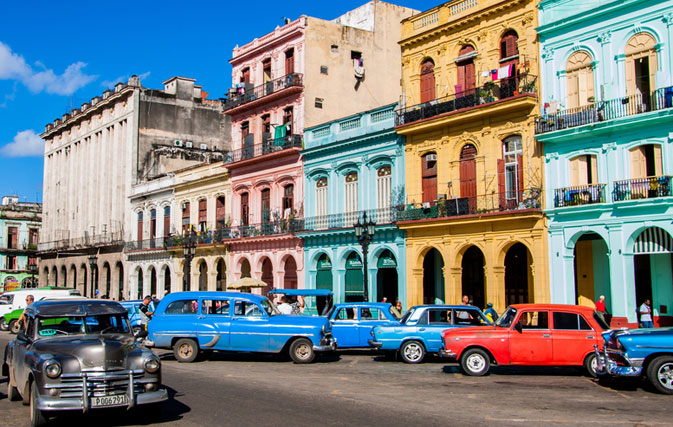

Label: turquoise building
[298,104,407,306]
[536,0,673,327]
[0,196,41,291]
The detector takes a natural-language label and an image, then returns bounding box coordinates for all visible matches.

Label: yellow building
[395,0,548,313]
[170,163,232,292]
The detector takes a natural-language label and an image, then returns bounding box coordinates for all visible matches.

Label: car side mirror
[514,322,523,333]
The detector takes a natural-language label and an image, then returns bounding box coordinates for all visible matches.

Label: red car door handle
[587,336,594,339]
[542,333,551,338]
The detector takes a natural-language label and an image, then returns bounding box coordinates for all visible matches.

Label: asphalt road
[0,331,670,427]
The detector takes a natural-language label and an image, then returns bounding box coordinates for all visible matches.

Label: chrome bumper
[438,346,457,359]
[314,336,337,352]
[368,339,383,349]
[36,389,168,412]
[594,345,643,377]
[143,340,155,348]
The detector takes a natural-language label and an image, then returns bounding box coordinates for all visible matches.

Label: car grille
[44,368,150,398]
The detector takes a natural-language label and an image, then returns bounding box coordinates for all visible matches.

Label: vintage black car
[2,299,167,426]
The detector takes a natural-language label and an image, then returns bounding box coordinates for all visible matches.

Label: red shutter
[456,64,465,96]
[465,61,476,94]
[164,209,170,237]
[517,154,524,202]
[198,199,207,223]
[420,61,436,104]
[285,50,294,75]
[497,159,506,209]
[137,218,143,242]
[422,176,437,204]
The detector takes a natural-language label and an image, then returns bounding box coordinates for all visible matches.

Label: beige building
[39,76,230,299]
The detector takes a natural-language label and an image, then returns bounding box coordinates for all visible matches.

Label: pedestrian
[461,295,470,305]
[391,300,403,318]
[484,303,498,323]
[18,294,34,330]
[381,297,388,303]
[595,295,608,323]
[139,295,154,322]
[457,295,471,320]
[277,296,292,315]
[639,299,654,328]
[289,295,305,315]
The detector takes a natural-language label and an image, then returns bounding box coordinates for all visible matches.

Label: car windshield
[0,294,13,304]
[388,307,402,320]
[261,299,280,316]
[36,314,131,337]
[399,307,416,324]
[496,307,518,328]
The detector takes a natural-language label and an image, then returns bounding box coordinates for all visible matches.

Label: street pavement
[0,331,670,426]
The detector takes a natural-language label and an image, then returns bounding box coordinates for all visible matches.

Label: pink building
[223,1,416,292]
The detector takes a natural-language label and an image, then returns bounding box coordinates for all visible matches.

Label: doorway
[422,248,445,304]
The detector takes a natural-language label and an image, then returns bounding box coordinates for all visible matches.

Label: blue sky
[0,0,437,202]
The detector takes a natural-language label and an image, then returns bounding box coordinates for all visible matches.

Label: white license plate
[91,394,129,408]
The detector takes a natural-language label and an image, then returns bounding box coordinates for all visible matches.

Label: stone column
[409,268,424,307]
[448,266,462,305]
[492,266,506,314]
[208,269,218,292]
[174,270,184,294]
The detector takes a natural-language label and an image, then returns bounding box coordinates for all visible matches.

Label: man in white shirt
[277,296,292,315]
[639,299,654,328]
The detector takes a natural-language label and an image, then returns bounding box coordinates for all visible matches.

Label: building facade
[395,0,548,313]
[299,104,407,306]
[0,196,41,291]
[537,0,673,327]
[39,76,230,299]
[222,1,416,293]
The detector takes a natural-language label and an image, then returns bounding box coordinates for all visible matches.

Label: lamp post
[28,262,37,288]
[87,254,98,298]
[353,212,376,302]
[183,235,197,291]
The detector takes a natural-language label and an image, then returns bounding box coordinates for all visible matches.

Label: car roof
[509,303,596,313]
[159,291,267,304]
[334,302,392,309]
[28,299,127,317]
[411,305,483,310]
[268,289,333,297]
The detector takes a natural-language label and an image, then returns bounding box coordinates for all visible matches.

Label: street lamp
[353,212,376,302]
[28,262,37,288]
[87,254,98,298]
[183,235,197,291]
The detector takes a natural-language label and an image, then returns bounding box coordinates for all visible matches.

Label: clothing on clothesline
[497,65,512,80]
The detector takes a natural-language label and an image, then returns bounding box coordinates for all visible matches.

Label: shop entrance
[376,250,398,303]
[345,252,364,302]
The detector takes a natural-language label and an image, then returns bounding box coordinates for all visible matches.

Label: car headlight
[44,360,62,379]
[144,357,160,373]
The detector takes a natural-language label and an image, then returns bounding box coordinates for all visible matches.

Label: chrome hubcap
[467,354,486,372]
[296,343,311,360]
[404,343,422,361]
[657,363,673,390]
[179,344,193,358]
[590,357,598,374]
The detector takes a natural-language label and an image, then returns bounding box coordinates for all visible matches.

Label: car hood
[31,335,138,370]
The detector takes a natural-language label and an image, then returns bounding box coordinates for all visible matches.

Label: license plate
[91,394,129,408]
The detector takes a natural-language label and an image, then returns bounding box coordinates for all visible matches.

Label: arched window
[316,178,328,229]
[500,30,519,98]
[150,209,157,240]
[625,33,657,99]
[629,144,662,179]
[421,152,437,203]
[163,206,171,237]
[566,51,595,109]
[345,172,359,221]
[198,199,207,231]
[137,212,143,241]
[377,166,392,210]
[456,46,476,96]
[420,59,436,104]
[240,193,249,226]
[500,30,519,62]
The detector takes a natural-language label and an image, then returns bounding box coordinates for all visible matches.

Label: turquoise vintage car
[328,302,401,348]
[146,291,336,364]
[368,304,491,363]
[596,327,673,394]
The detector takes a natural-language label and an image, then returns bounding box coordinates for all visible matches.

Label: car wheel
[289,338,315,364]
[0,317,7,331]
[7,368,21,401]
[173,338,199,363]
[9,319,20,334]
[584,353,598,378]
[400,340,425,364]
[647,356,673,395]
[460,348,490,376]
[30,383,48,427]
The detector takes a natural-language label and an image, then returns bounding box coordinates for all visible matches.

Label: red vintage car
[440,304,610,376]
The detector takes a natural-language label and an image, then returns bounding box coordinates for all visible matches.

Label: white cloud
[0,130,44,157]
[101,71,151,88]
[0,41,97,96]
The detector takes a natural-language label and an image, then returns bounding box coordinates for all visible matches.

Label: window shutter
[569,157,580,186]
[630,147,646,178]
[497,159,506,208]
[517,154,524,201]
[654,145,663,176]
[567,71,579,109]
[590,155,598,184]
[625,56,636,97]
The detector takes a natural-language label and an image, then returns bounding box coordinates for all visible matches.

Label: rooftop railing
[613,176,672,202]
[396,74,537,126]
[222,73,303,111]
[535,86,673,134]
[554,184,606,208]
[224,134,302,164]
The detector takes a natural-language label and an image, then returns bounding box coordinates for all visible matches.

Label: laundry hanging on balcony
[497,64,513,80]
[273,123,289,146]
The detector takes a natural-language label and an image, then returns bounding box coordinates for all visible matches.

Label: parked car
[146,291,337,364]
[595,327,673,394]
[119,300,144,334]
[328,302,401,349]
[0,288,82,326]
[440,304,609,376]
[3,295,89,334]
[368,305,491,363]
[2,299,167,427]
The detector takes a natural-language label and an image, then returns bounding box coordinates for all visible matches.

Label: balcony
[554,184,606,208]
[124,237,171,251]
[535,86,673,134]
[224,134,302,165]
[37,232,124,252]
[397,188,541,223]
[296,207,397,232]
[164,222,301,247]
[396,75,537,127]
[613,176,672,202]
[222,73,303,113]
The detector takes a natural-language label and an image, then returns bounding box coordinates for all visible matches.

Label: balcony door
[261,189,271,224]
[420,59,436,104]
[460,144,477,212]
[566,51,595,109]
[630,144,662,179]
[422,152,437,204]
[316,178,328,230]
[570,155,597,186]
[625,33,657,100]
[456,46,475,96]
[241,193,249,226]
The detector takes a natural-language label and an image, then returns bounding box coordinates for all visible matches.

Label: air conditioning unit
[426,153,437,161]
[200,144,208,150]
[185,141,193,148]
[174,140,183,147]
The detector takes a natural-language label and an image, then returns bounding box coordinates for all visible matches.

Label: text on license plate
[91,394,129,408]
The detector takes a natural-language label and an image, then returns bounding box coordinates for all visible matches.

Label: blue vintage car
[119,300,143,332]
[595,327,673,394]
[146,291,336,364]
[368,304,491,363]
[328,303,401,348]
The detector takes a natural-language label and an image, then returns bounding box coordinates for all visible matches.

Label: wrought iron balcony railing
[535,86,673,134]
[222,73,303,111]
[396,188,542,222]
[296,207,397,232]
[37,232,124,252]
[395,74,537,126]
[613,176,672,202]
[224,134,302,164]
[554,184,606,208]
[124,237,171,251]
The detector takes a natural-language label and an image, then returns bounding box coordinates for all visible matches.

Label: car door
[331,306,359,348]
[229,300,269,352]
[508,310,552,364]
[151,298,199,347]
[551,311,597,365]
[12,314,33,388]
[197,298,232,350]
[421,308,453,352]
[358,307,387,347]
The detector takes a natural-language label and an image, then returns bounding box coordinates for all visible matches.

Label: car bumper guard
[594,345,643,378]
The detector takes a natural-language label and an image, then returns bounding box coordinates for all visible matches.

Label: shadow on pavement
[440,364,590,377]
[158,350,342,364]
